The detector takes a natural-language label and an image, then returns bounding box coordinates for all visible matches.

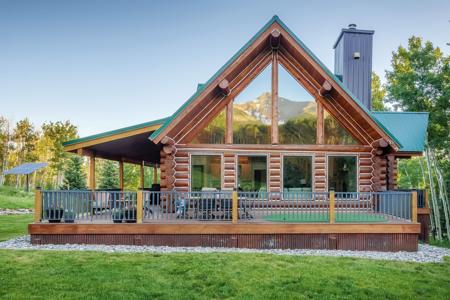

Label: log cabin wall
[223,153,237,189]
[269,153,281,193]
[170,145,373,193]
[314,153,326,192]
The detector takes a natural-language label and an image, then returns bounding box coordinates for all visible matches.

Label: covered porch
[63,119,166,191]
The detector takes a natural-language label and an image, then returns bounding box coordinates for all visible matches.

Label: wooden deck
[29,222,420,252]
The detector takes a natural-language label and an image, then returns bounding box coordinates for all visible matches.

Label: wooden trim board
[29,223,420,235]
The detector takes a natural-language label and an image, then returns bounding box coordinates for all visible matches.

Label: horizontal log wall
[171,146,378,192]
[223,153,236,189]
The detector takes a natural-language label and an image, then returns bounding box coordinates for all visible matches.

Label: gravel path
[0,209,33,215]
[1,236,449,263]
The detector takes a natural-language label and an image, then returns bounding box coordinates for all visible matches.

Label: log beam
[218,79,230,96]
[319,80,332,96]
[270,29,281,49]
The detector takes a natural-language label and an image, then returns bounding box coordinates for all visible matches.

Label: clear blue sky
[1,0,449,136]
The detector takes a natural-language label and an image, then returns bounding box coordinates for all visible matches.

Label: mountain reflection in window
[233,65,272,144]
[278,64,316,144]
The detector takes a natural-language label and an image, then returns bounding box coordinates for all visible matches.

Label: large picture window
[327,156,357,192]
[191,155,221,191]
[233,65,271,144]
[283,156,312,192]
[278,64,317,144]
[238,156,267,192]
[190,109,226,144]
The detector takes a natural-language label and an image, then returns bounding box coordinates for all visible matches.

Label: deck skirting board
[30,233,418,252]
[29,223,419,252]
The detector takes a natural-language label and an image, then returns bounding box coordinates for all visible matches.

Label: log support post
[140,163,145,190]
[119,161,124,191]
[153,165,158,185]
[34,188,42,223]
[232,190,238,224]
[271,51,279,144]
[329,191,335,224]
[226,101,233,144]
[317,101,324,144]
[137,190,143,224]
[412,190,418,223]
[89,155,96,190]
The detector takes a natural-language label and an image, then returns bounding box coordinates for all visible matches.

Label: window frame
[281,153,315,194]
[235,154,269,192]
[189,152,224,192]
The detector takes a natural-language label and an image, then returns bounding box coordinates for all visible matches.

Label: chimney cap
[333,26,375,49]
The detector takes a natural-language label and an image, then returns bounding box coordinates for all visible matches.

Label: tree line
[0,118,157,191]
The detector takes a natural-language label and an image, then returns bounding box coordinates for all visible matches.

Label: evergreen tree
[61,155,86,190]
[98,160,119,189]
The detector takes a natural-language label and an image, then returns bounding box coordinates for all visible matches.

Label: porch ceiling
[64,118,167,165]
[77,132,162,165]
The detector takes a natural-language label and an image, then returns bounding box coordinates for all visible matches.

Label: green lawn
[264,212,387,223]
[0,214,33,241]
[0,186,34,209]
[0,250,449,299]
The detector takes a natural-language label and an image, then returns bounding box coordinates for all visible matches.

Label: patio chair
[199,188,218,220]
[175,198,189,219]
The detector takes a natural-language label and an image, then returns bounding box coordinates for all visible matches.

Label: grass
[0,185,34,209]
[0,250,449,299]
[429,236,450,249]
[0,214,33,241]
[264,212,387,223]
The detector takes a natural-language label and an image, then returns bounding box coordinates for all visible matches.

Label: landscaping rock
[0,236,449,263]
[0,209,33,215]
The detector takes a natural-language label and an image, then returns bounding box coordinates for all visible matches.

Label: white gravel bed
[0,208,33,215]
[1,236,449,263]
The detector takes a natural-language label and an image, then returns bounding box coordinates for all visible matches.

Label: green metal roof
[372,112,429,152]
[63,117,169,147]
[149,15,402,148]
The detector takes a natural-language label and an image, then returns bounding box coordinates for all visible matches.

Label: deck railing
[36,189,418,224]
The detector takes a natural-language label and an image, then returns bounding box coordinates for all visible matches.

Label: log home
[29,16,430,251]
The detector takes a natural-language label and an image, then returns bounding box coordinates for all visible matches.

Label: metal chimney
[333,24,374,110]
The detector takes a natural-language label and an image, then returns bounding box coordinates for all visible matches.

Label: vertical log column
[89,155,96,190]
[226,101,233,144]
[316,102,324,144]
[34,188,42,223]
[119,161,124,191]
[271,52,279,145]
[140,163,145,190]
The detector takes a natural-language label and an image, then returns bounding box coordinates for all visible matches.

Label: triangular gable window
[187,59,360,146]
[233,64,272,144]
[278,63,316,144]
[324,111,358,145]
[190,109,226,144]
